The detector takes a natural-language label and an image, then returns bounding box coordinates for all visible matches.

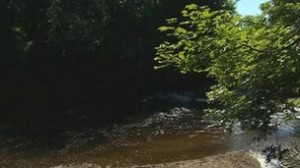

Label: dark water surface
[0,107,298,167]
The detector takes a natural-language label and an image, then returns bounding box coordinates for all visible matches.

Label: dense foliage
[156,0,300,131]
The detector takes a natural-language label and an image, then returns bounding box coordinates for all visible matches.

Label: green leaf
[158,26,174,32]
[175,27,187,34]
[185,4,198,10]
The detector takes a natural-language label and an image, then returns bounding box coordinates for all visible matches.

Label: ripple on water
[1,107,300,167]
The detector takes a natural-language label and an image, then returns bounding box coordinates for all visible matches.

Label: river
[0,104,299,167]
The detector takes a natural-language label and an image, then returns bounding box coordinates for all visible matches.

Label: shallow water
[0,107,298,167]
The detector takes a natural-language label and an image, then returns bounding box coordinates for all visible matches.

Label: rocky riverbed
[52,148,300,168]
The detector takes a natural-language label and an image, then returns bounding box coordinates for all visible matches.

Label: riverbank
[53,151,261,168]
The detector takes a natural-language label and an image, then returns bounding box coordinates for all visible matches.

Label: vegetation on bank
[156,0,300,132]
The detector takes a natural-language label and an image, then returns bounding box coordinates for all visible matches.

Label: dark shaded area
[0,0,227,127]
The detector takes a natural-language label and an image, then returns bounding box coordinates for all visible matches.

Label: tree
[155,0,300,132]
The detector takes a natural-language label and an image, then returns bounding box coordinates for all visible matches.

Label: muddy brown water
[0,107,298,168]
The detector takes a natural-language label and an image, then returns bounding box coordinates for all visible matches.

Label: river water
[0,106,299,167]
